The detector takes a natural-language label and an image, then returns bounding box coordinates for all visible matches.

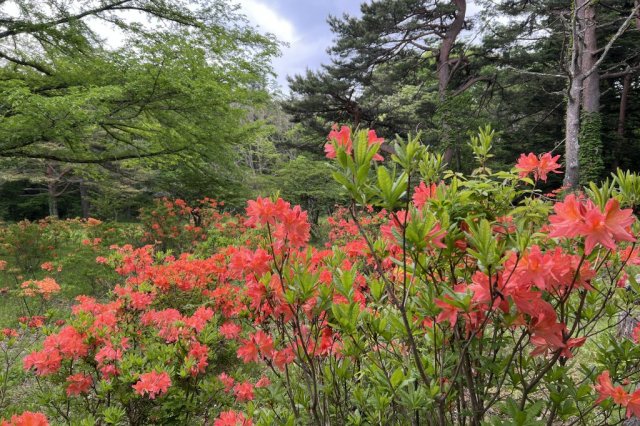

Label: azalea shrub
[0,218,137,326]
[236,126,640,425]
[0,271,65,418]
[6,125,640,425]
[139,197,244,254]
[12,244,241,424]
[0,218,59,274]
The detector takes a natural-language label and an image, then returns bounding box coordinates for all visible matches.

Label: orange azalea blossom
[23,326,88,376]
[214,410,252,426]
[186,341,209,376]
[40,262,54,272]
[366,129,385,161]
[237,330,274,363]
[233,381,254,401]
[245,197,289,227]
[2,328,18,338]
[132,370,171,399]
[324,125,384,161]
[594,371,632,410]
[515,152,562,182]
[85,217,102,226]
[550,196,635,254]
[255,376,271,388]
[20,277,61,299]
[244,198,310,249]
[218,372,235,392]
[0,411,49,426]
[272,347,295,371]
[324,125,352,159]
[412,181,438,210]
[219,321,242,339]
[66,373,93,396]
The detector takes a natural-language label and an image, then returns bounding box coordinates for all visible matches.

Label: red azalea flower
[1,411,49,426]
[233,381,254,401]
[132,371,171,399]
[219,322,242,339]
[412,181,438,210]
[213,410,252,426]
[515,152,562,182]
[218,372,235,392]
[66,373,93,396]
[594,371,629,405]
[325,125,352,159]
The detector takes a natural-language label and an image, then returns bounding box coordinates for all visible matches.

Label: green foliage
[276,156,345,226]
[579,112,605,185]
[0,0,279,220]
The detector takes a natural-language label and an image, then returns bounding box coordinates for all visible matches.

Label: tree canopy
[286,0,640,184]
[0,0,277,163]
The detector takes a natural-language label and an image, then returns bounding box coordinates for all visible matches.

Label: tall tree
[287,0,494,163]
[480,0,640,188]
[565,0,639,187]
[0,0,276,163]
[0,0,277,217]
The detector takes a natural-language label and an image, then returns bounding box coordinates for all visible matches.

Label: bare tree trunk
[439,0,466,166]
[437,0,466,100]
[620,9,639,424]
[564,0,639,187]
[79,178,90,219]
[46,163,59,218]
[581,2,599,114]
[611,71,632,170]
[578,0,604,184]
[564,1,584,189]
[622,10,639,412]
[565,76,582,189]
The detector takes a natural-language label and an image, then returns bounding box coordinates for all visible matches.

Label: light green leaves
[465,218,505,272]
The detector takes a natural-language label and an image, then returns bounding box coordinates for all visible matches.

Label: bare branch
[452,75,495,97]
[0,50,52,75]
[584,3,640,78]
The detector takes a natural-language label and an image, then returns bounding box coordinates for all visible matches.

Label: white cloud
[233,0,312,89]
[234,0,298,44]
[272,33,332,86]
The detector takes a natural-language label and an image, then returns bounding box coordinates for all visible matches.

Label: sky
[233,0,364,89]
[1,0,485,91]
[0,0,363,91]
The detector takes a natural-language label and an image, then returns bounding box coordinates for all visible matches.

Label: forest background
[0,0,639,225]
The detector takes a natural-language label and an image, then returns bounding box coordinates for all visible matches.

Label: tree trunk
[620,9,640,421]
[578,0,604,184]
[46,163,59,218]
[581,2,599,114]
[611,71,631,170]
[564,1,584,189]
[565,75,582,189]
[620,5,639,412]
[438,0,466,165]
[79,178,90,219]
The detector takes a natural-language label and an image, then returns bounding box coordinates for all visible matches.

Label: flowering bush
[235,127,640,424]
[15,243,245,424]
[5,126,640,425]
[0,411,49,426]
[139,197,243,253]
